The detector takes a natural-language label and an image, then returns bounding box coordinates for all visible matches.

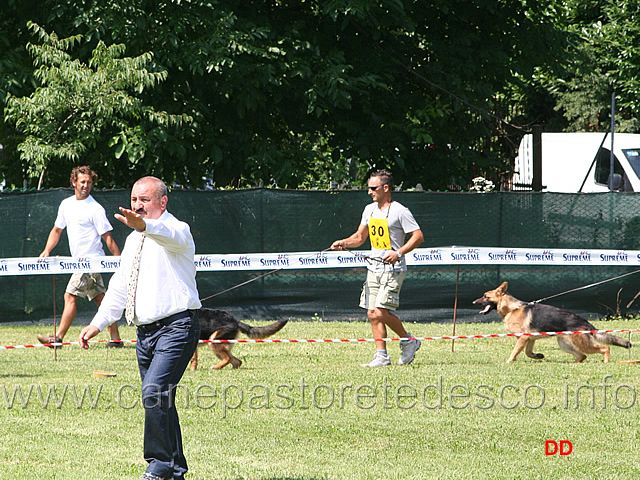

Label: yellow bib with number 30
[369,217,391,250]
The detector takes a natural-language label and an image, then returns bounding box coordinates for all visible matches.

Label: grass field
[2,319,640,479]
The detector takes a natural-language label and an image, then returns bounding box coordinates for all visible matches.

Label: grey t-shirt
[360,201,420,272]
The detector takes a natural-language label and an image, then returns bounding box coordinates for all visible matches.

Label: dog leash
[344,249,390,265]
[199,248,394,303]
[199,248,333,303]
[531,268,640,304]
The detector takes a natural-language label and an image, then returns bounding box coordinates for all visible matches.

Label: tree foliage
[0,0,585,190]
[547,0,640,133]
[4,22,189,188]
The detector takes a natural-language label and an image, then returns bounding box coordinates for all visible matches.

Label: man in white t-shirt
[37,166,123,348]
[331,169,424,367]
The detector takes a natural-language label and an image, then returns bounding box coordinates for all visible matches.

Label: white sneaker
[360,352,391,367]
[398,337,421,365]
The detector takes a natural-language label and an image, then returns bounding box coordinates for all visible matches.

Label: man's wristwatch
[396,251,403,259]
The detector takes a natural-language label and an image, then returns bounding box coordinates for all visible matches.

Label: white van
[512,132,640,192]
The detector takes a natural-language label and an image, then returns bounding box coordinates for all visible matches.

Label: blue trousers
[136,312,199,480]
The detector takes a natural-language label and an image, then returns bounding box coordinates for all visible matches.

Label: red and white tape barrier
[199,328,639,344]
[1,329,637,350]
[0,339,135,350]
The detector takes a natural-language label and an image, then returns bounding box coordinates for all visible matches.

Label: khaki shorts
[359,270,407,311]
[66,273,106,301]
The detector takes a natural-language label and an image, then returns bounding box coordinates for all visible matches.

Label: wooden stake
[53,274,57,361]
[452,266,460,352]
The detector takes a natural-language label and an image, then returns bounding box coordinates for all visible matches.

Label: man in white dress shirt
[79,176,201,480]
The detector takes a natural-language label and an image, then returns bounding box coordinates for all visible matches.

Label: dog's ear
[498,281,508,293]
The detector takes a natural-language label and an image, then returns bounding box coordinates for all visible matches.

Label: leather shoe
[37,334,63,349]
[141,472,169,480]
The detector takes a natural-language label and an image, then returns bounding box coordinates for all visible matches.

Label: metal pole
[53,274,57,361]
[451,266,460,352]
[609,92,616,190]
[532,125,543,191]
[579,132,609,192]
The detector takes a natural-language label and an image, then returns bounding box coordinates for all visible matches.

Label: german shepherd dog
[473,282,631,363]
[190,308,287,370]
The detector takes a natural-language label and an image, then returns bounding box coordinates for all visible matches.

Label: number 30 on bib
[369,217,391,250]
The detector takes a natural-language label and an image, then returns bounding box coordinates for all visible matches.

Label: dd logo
[545,440,573,456]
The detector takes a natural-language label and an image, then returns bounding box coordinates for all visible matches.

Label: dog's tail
[238,320,288,339]
[593,332,632,349]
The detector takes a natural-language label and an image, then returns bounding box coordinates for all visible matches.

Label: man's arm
[382,229,424,264]
[101,231,121,256]
[40,226,63,257]
[402,229,424,254]
[330,224,369,250]
[115,207,192,253]
[80,243,129,342]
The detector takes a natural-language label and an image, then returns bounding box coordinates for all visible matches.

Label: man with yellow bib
[331,170,424,367]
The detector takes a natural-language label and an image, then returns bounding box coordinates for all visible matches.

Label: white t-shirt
[360,200,421,272]
[55,195,113,257]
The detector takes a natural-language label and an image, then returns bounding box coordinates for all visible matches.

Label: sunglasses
[367,185,384,191]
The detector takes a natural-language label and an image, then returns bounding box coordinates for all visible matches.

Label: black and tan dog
[190,308,287,370]
[473,281,631,363]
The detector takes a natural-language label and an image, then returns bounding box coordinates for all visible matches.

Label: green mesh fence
[1,189,640,325]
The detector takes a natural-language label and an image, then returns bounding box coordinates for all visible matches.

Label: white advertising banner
[0,247,638,276]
